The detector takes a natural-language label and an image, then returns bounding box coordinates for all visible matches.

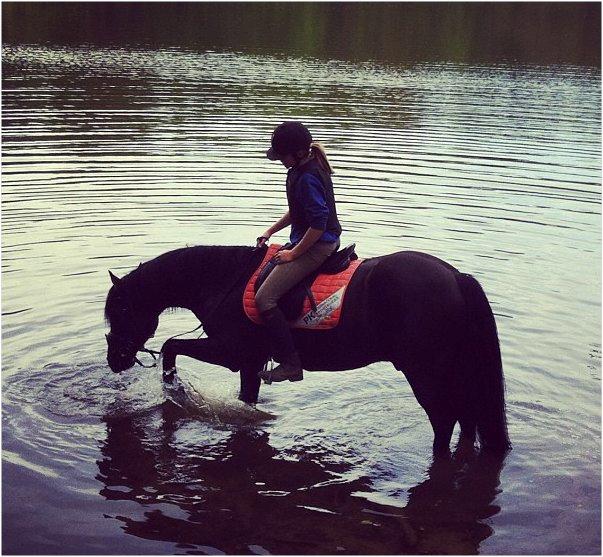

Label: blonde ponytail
[310,142,334,175]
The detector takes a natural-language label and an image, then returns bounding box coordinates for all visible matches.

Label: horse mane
[104,244,261,325]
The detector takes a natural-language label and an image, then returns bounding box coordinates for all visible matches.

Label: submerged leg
[458,416,477,446]
[239,356,267,404]
[430,414,457,456]
[390,315,465,455]
[399,365,459,456]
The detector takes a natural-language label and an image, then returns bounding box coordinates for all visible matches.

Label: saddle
[243,243,362,329]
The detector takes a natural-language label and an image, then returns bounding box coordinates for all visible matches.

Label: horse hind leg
[455,367,478,447]
[458,415,477,446]
[387,282,467,454]
[430,411,457,456]
[398,365,458,456]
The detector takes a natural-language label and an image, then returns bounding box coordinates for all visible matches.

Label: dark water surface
[2,6,601,554]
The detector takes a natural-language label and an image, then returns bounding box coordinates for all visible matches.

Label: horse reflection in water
[97,401,506,554]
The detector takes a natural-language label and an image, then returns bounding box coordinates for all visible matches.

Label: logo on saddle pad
[295,286,346,328]
[243,244,362,330]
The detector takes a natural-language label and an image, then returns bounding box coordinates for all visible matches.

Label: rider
[256,121,342,382]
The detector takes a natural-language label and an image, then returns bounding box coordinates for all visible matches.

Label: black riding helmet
[266,121,312,160]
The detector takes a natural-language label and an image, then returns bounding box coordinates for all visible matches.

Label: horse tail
[457,273,511,452]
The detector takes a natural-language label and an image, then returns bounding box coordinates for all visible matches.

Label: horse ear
[108,270,121,286]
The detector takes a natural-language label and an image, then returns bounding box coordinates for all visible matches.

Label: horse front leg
[238,354,268,405]
[161,337,267,405]
[161,337,239,379]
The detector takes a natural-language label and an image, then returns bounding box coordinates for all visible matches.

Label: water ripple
[1,43,600,556]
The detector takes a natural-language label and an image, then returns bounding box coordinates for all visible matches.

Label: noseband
[105,332,162,368]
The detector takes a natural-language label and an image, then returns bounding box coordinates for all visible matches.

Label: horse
[104,244,511,454]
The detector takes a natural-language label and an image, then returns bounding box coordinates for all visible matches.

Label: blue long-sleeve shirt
[289,172,340,245]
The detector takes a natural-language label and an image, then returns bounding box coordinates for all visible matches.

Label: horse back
[293,250,465,369]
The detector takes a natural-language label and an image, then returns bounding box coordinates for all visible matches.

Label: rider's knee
[255,289,277,314]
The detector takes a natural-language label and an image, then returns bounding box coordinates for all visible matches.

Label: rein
[135,347,163,368]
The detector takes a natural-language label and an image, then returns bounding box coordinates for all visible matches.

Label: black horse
[104,244,511,453]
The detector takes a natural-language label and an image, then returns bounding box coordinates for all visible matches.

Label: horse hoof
[162,367,177,384]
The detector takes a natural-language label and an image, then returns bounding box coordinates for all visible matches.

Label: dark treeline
[2,2,601,66]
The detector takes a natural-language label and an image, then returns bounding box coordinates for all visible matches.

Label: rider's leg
[256,241,336,382]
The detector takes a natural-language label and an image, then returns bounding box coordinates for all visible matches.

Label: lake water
[2,37,601,555]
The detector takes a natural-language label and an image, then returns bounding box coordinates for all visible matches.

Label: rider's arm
[290,227,324,258]
[260,211,291,242]
[267,211,292,236]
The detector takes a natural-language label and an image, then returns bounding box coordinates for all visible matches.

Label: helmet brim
[266,147,280,161]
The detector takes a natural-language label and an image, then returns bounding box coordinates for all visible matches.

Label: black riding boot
[258,307,303,383]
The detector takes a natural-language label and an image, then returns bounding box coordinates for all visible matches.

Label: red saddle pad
[243,244,362,330]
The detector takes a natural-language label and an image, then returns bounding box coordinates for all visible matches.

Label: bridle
[105,331,162,368]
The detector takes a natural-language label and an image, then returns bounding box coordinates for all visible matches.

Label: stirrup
[258,361,274,385]
[259,370,303,384]
[258,361,303,384]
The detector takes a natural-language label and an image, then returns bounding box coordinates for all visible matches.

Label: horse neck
[126,245,258,319]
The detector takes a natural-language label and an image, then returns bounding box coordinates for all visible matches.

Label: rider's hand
[256,235,270,248]
[274,249,295,264]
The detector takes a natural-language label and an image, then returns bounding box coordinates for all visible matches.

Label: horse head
[104,270,159,373]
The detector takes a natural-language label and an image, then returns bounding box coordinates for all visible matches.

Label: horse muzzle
[107,355,136,373]
[106,333,138,373]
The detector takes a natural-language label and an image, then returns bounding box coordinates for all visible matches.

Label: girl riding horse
[256,122,342,383]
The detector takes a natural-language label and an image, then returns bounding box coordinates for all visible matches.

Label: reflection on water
[98,402,506,555]
[2,30,601,556]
